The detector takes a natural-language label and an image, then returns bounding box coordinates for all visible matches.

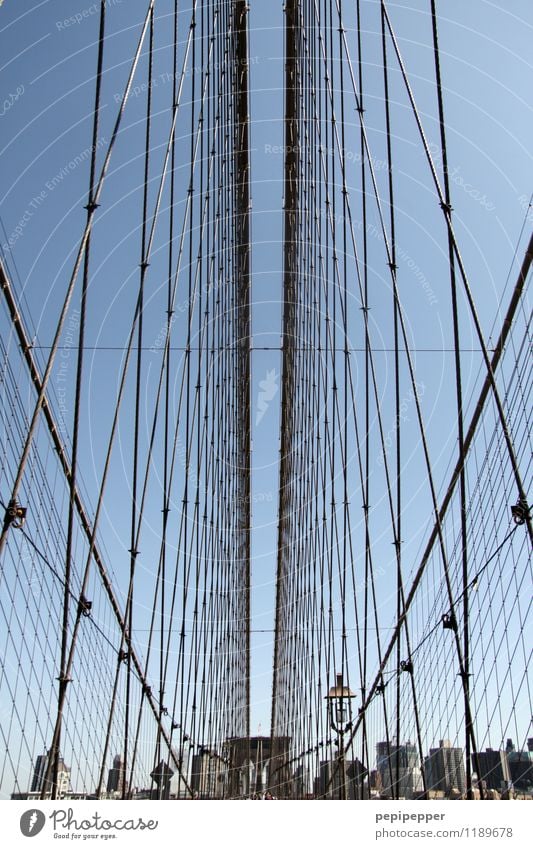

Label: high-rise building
[314,758,367,799]
[30,750,70,797]
[376,741,423,799]
[425,740,466,797]
[474,748,511,792]
[292,763,312,798]
[225,736,291,797]
[314,760,336,800]
[504,740,533,793]
[190,750,226,799]
[106,754,127,796]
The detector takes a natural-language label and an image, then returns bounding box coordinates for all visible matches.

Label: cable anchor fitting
[442,612,458,631]
[511,497,529,525]
[457,670,473,681]
[78,595,92,617]
[3,499,27,530]
[400,659,413,674]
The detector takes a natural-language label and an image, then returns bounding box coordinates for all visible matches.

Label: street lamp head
[324,674,356,799]
[325,673,356,701]
[325,673,356,733]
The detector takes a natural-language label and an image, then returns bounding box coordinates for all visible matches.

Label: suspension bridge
[0,0,531,801]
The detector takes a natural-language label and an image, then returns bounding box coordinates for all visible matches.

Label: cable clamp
[442,612,457,631]
[78,595,92,617]
[457,670,473,681]
[511,497,529,525]
[3,499,27,530]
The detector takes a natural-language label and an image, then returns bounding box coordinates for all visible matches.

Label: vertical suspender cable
[46,0,107,800]
[429,0,481,798]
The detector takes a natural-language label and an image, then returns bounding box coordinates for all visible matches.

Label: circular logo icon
[20,810,46,838]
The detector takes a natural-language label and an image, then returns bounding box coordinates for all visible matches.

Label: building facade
[474,748,511,792]
[106,754,127,796]
[376,741,423,799]
[425,740,466,797]
[505,739,533,793]
[30,750,71,798]
[314,758,368,799]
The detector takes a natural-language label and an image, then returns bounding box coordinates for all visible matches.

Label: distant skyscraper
[475,748,511,792]
[292,763,312,798]
[315,760,336,800]
[190,750,227,799]
[425,740,466,797]
[106,754,127,795]
[31,750,70,797]
[314,758,367,799]
[376,741,423,799]
[225,736,291,797]
[504,740,533,793]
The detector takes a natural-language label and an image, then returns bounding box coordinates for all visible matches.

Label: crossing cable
[123,0,233,789]
[122,3,154,800]
[270,0,299,760]
[0,132,187,802]
[273,0,359,791]
[2,0,249,798]
[383,0,434,798]
[49,0,107,800]
[342,230,532,743]
[33,2,204,794]
[354,0,374,794]
[274,0,528,796]
[325,519,521,794]
[0,0,158,567]
[2,519,139,670]
[428,0,477,797]
[362,524,520,707]
[313,1,501,787]
[379,1,531,539]
[44,0,204,798]
[298,18,418,788]
[310,0,417,762]
[115,2,250,787]
[320,2,530,624]
[304,0,416,714]
[273,0,397,789]
[150,0,180,798]
[378,0,404,798]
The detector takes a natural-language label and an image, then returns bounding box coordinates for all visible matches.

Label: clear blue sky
[0,0,531,769]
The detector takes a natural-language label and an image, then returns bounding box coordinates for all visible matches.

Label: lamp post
[325,673,356,799]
